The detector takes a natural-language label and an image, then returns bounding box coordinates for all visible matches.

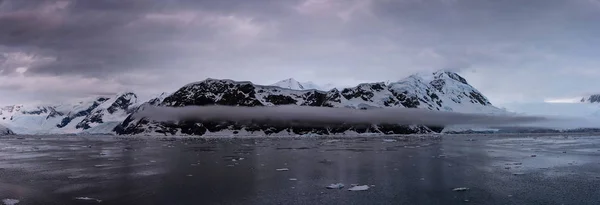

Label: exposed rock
[115,70,504,136]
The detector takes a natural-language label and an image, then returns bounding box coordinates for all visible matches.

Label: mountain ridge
[115,70,504,136]
[1,70,505,135]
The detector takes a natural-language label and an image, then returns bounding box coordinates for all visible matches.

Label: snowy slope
[75,92,139,134]
[117,70,506,136]
[0,93,142,134]
[271,78,335,91]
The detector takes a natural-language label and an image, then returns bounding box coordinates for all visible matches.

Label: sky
[1,0,600,106]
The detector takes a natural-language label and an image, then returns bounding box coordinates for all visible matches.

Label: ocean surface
[1,134,599,205]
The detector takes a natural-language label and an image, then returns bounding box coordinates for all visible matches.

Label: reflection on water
[0,134,599,205]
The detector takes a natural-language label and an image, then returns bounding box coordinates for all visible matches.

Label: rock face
[116,70,504,136]
[0,124,14,135]
[581,94,600,103]
[0,93,140,134]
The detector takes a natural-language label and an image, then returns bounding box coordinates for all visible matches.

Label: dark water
[0,134,599,205]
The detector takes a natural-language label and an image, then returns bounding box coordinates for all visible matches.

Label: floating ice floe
[276,168,289,171]
[382,139,397,142]
[74,197,102,203]
[2,199,20,205]
[289,178,298,181]
[326,183,345,189]
[452,187,470,192]
[348,185,370,191]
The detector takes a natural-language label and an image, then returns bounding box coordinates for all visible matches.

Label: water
[0,134,599,205]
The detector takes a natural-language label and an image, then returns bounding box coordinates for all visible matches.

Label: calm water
[1,134,599,205]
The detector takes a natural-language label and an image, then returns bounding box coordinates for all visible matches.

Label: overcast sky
[1,0,600,106]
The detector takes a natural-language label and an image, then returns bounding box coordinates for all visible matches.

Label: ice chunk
[74,197,102,203]
[382,139,397,142]
[326,183,345,189]
[348,185,370,191]
[2,199,20,205]
[276,168,289,171]
[289,178,298,181]
[452,187,470,192]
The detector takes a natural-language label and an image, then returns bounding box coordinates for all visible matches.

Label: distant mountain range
[1,70,507,136]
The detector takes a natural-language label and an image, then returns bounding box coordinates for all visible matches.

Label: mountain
[271,78,336,91]
[0,92,140,134]
[580,94,600,103]
[116,70,505,136]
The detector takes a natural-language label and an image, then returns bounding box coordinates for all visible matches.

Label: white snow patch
[74,197,102,203]
[2,199,19,205]
[326,183,345,189]
[348,185,370,191]
[452,187,470,191]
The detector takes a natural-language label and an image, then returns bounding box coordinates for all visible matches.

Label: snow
[326,183,345,189]
[348,185,370,191]
[0,93,138,135]
[2,70,524,135]
[499,102,600,118]
[452,187,470,192]
[2,199,19,205]
[74,197,102,203]
[271,78,335,91]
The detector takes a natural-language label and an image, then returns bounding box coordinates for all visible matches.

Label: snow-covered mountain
[271,78,336,91]
[0,92,140,134]
[116,70,506,136]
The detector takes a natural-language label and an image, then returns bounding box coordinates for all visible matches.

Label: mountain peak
[433,70,469,85]
[271,78,306,90]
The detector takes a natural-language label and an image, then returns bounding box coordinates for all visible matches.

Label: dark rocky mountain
[115,70,504,136]
[0,124,14,135]
[580,94,600,103]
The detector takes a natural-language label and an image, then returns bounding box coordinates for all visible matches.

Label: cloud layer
[134,105,549,128]
[2,0,600,105]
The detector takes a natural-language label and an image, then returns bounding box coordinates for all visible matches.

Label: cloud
[1,0,600,105]
[134,105,548,128]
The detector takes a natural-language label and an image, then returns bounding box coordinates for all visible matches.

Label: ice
[382,139,397,142]
[452,187,470,192]
[326,183,345,189]
[74,197,102,203]
[289,178,298,181]
[348,185,370,191]
[276,168,289,171]
[2,199,19,205]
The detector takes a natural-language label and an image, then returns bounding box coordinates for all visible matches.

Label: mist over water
[132,105,568,128]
